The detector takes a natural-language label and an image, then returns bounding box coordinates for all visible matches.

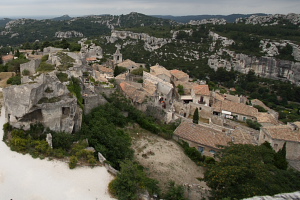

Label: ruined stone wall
[20,59,41,75]
[84,94,107,114]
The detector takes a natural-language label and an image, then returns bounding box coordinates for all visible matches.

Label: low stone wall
[98,152,119,176]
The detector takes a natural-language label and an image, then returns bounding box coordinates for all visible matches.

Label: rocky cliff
[3,72,82,133]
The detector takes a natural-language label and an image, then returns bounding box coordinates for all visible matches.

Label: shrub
[56,72,69,82]
[37,62,55,72]
[69,156,78,169]
[246,119,262,130]
[253,105,268,112]
[7,76,21,85]
[22,69,30,76]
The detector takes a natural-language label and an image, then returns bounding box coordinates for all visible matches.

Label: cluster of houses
[108,51,300,169]
[2,44,300,169]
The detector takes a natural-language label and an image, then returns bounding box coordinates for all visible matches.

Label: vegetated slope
[152,13,268,23]
[0,12,175,45]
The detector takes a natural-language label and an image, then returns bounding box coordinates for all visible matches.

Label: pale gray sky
[0,0,299,17]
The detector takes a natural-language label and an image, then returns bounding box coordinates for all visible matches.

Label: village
[1,37,300,199]
[2,38,300,169]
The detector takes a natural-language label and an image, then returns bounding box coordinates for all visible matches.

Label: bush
[37,62,55,72]
[246,119,262,130]
[22,69,30,76]
[69,156,78,169]
[7,75,21,85]
[253,105,268,112]
[56,72,69,82]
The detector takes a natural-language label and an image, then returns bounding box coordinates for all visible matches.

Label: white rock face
[243,191,300,200]
[189,18,226,25]
[107,30,172,51]
[3,73,82,133]
[55,31,84,38]
[236,13,300,25]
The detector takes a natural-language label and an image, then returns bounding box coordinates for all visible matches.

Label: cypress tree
[193,108,199,124]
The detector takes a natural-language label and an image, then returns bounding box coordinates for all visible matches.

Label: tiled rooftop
[213,100,258,117]
[120,81,147,103]
[192,84,210,96]
[174,121,231,149]
[170,69,189,80]
[263,124,300,142]
[150,64,171,78]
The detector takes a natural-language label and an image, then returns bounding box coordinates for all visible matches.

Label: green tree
[274,142,288,170]
[114,65,127,77]
[164,181,187,200]
[204,143,300,199]
[109,160,159,200]
[177,84,184,95]
[193,108,199,124]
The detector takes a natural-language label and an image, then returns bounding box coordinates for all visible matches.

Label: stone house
[119,81,149,111]
[150,64,172,83]
[143,72,173,108]
[117,59,143,72]
[170,69,189,82]
[212,99,258,121]
[191,84,210,106]
[173,121,231,156]
[1,54,14,65]
[259,122,300,161]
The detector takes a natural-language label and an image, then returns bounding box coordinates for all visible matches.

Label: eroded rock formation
[3,73,82,133]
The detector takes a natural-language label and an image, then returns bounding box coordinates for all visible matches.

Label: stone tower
[113,45,123,64]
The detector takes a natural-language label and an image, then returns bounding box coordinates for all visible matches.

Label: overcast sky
[0,0,299,17]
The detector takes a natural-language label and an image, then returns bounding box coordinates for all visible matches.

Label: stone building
[150,64,172,83]
[191,84,210,106]
[170,69,189,82]
[259,122,300,161]
[173,121,231,156]
[212,99,258,121]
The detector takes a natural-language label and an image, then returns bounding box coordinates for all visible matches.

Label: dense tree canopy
[204,143,300,199]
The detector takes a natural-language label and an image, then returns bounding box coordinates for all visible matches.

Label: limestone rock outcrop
[3,73,82,133]
[55,31,84,38]
[236,13,300,26]
[107,30,172,51]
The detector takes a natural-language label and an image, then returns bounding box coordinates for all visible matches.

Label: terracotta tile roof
[143,79,157,95]
[262,124,300,142]
[2,54,14,61]
[86,57,97,61]
[170,69,189,80]
[174,121,231,149]
[213,100,258,117]
[192,84,210,96]
[150,64,171,78]
[120,81,147,103]
[256,112,279,125]
[118,59,139,69]
[230,128,257,145]
[99,65,113,73]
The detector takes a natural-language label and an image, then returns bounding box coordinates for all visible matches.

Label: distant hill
[0,18,13,27]
[51,15,72,21]
[152,13,268,23]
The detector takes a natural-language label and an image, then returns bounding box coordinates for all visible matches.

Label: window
[198,146,204,153]
[209,150,216,154]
